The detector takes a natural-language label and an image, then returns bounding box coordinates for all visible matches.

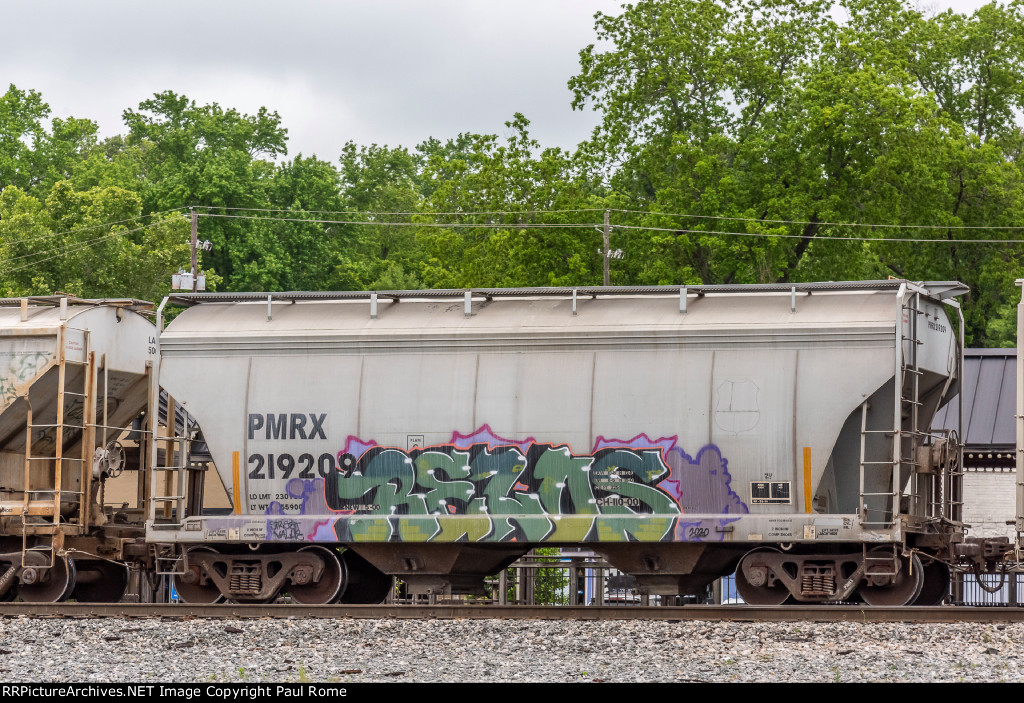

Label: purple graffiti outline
[592,432,678,456]
[588,431,748,541]
[341,435,379,460]
[677,444,748,513]
[451,424,537,453]
[264,477,349,541]
[668,444,748,542]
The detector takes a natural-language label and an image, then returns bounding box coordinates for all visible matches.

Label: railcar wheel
[289,546,345,605]
[858,550,924,607]
[71,560,129,603]
[911,560,950,606]
[173,547,224,604]
[734,548,791,606]
[19,555,75,603]
[338,549,392,604]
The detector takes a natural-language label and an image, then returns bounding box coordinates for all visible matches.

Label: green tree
[416,114,605,288]
[336,142,424,289]
[569,0,1024,343]
[0,85,51,192]
[0,181,190,300]
[504,548,569,605]
[260,153,351,291]
[122,91,288,289]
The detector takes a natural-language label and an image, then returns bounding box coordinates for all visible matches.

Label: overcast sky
[0,0,996,162]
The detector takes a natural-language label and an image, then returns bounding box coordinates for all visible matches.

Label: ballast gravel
[0,616,1020,683]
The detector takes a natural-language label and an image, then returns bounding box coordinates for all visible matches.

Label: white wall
[961,470,1016,540]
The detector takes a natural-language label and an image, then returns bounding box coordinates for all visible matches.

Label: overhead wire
[5,207,188,246]
[190,205,610,217]
[2,206,1020,273]
[196,212,600,229]
[193,204,1024,231]
[2,222,169,272]
[609,223,1024,244]
[606,208,1024,231]
[195,212,1024,244]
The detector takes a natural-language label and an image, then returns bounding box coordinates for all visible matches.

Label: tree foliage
[504,548,569,605]
[0,182,189,300]
[122,91,289,288]
[568,0,1024,343]
[1,2,1023,344]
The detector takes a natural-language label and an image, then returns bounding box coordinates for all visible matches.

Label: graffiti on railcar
[0,351,51,405]
[592,434,748,541]
[249,424,748,543]
[263,477,337,541]
[307,425,749,543]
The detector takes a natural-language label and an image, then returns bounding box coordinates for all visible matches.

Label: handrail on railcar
[165,280,970,307]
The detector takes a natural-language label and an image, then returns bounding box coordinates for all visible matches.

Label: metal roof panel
[934,349,1016,448]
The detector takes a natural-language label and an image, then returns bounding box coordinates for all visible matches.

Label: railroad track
[2,603,1024,622]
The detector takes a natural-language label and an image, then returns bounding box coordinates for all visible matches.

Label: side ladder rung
[89,423,138,432]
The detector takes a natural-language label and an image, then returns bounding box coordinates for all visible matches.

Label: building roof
[933,348,1015,468]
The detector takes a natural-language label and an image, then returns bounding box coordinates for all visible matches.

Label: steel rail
[1,603,1023,622]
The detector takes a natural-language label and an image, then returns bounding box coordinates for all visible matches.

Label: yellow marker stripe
[232,451,241,515]
[803,446,812,513]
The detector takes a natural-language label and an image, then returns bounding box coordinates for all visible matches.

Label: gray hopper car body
[152,280,972,606]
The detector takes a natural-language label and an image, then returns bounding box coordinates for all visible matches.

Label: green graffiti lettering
[533,447,598,514]
[414,449,476,513]
[334,448,428,515]
[326,438,684,545]
[590,449,678,515]
[467,447,528,513]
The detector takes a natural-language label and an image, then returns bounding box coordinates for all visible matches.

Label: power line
[196,213,599,229]
[608,208,1024,231]
[611,223,1024,243]
[190,205,609,217]
[3,208,188,246]
[194,204,1024,231]
[196,212,1024,243]
[2,222,164,272]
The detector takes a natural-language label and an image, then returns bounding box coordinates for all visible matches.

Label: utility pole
[190,208,198,293]
[602,209,610,286]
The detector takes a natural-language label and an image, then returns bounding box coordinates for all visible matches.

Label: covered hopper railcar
[149,280,976,606]
[0,297,158,603]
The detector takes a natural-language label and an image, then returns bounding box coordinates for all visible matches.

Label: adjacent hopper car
[0,297,156,603]
[0,281,1017,605]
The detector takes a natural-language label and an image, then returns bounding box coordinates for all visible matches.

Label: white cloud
[1,0,621,159]
[0,0,995,160]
